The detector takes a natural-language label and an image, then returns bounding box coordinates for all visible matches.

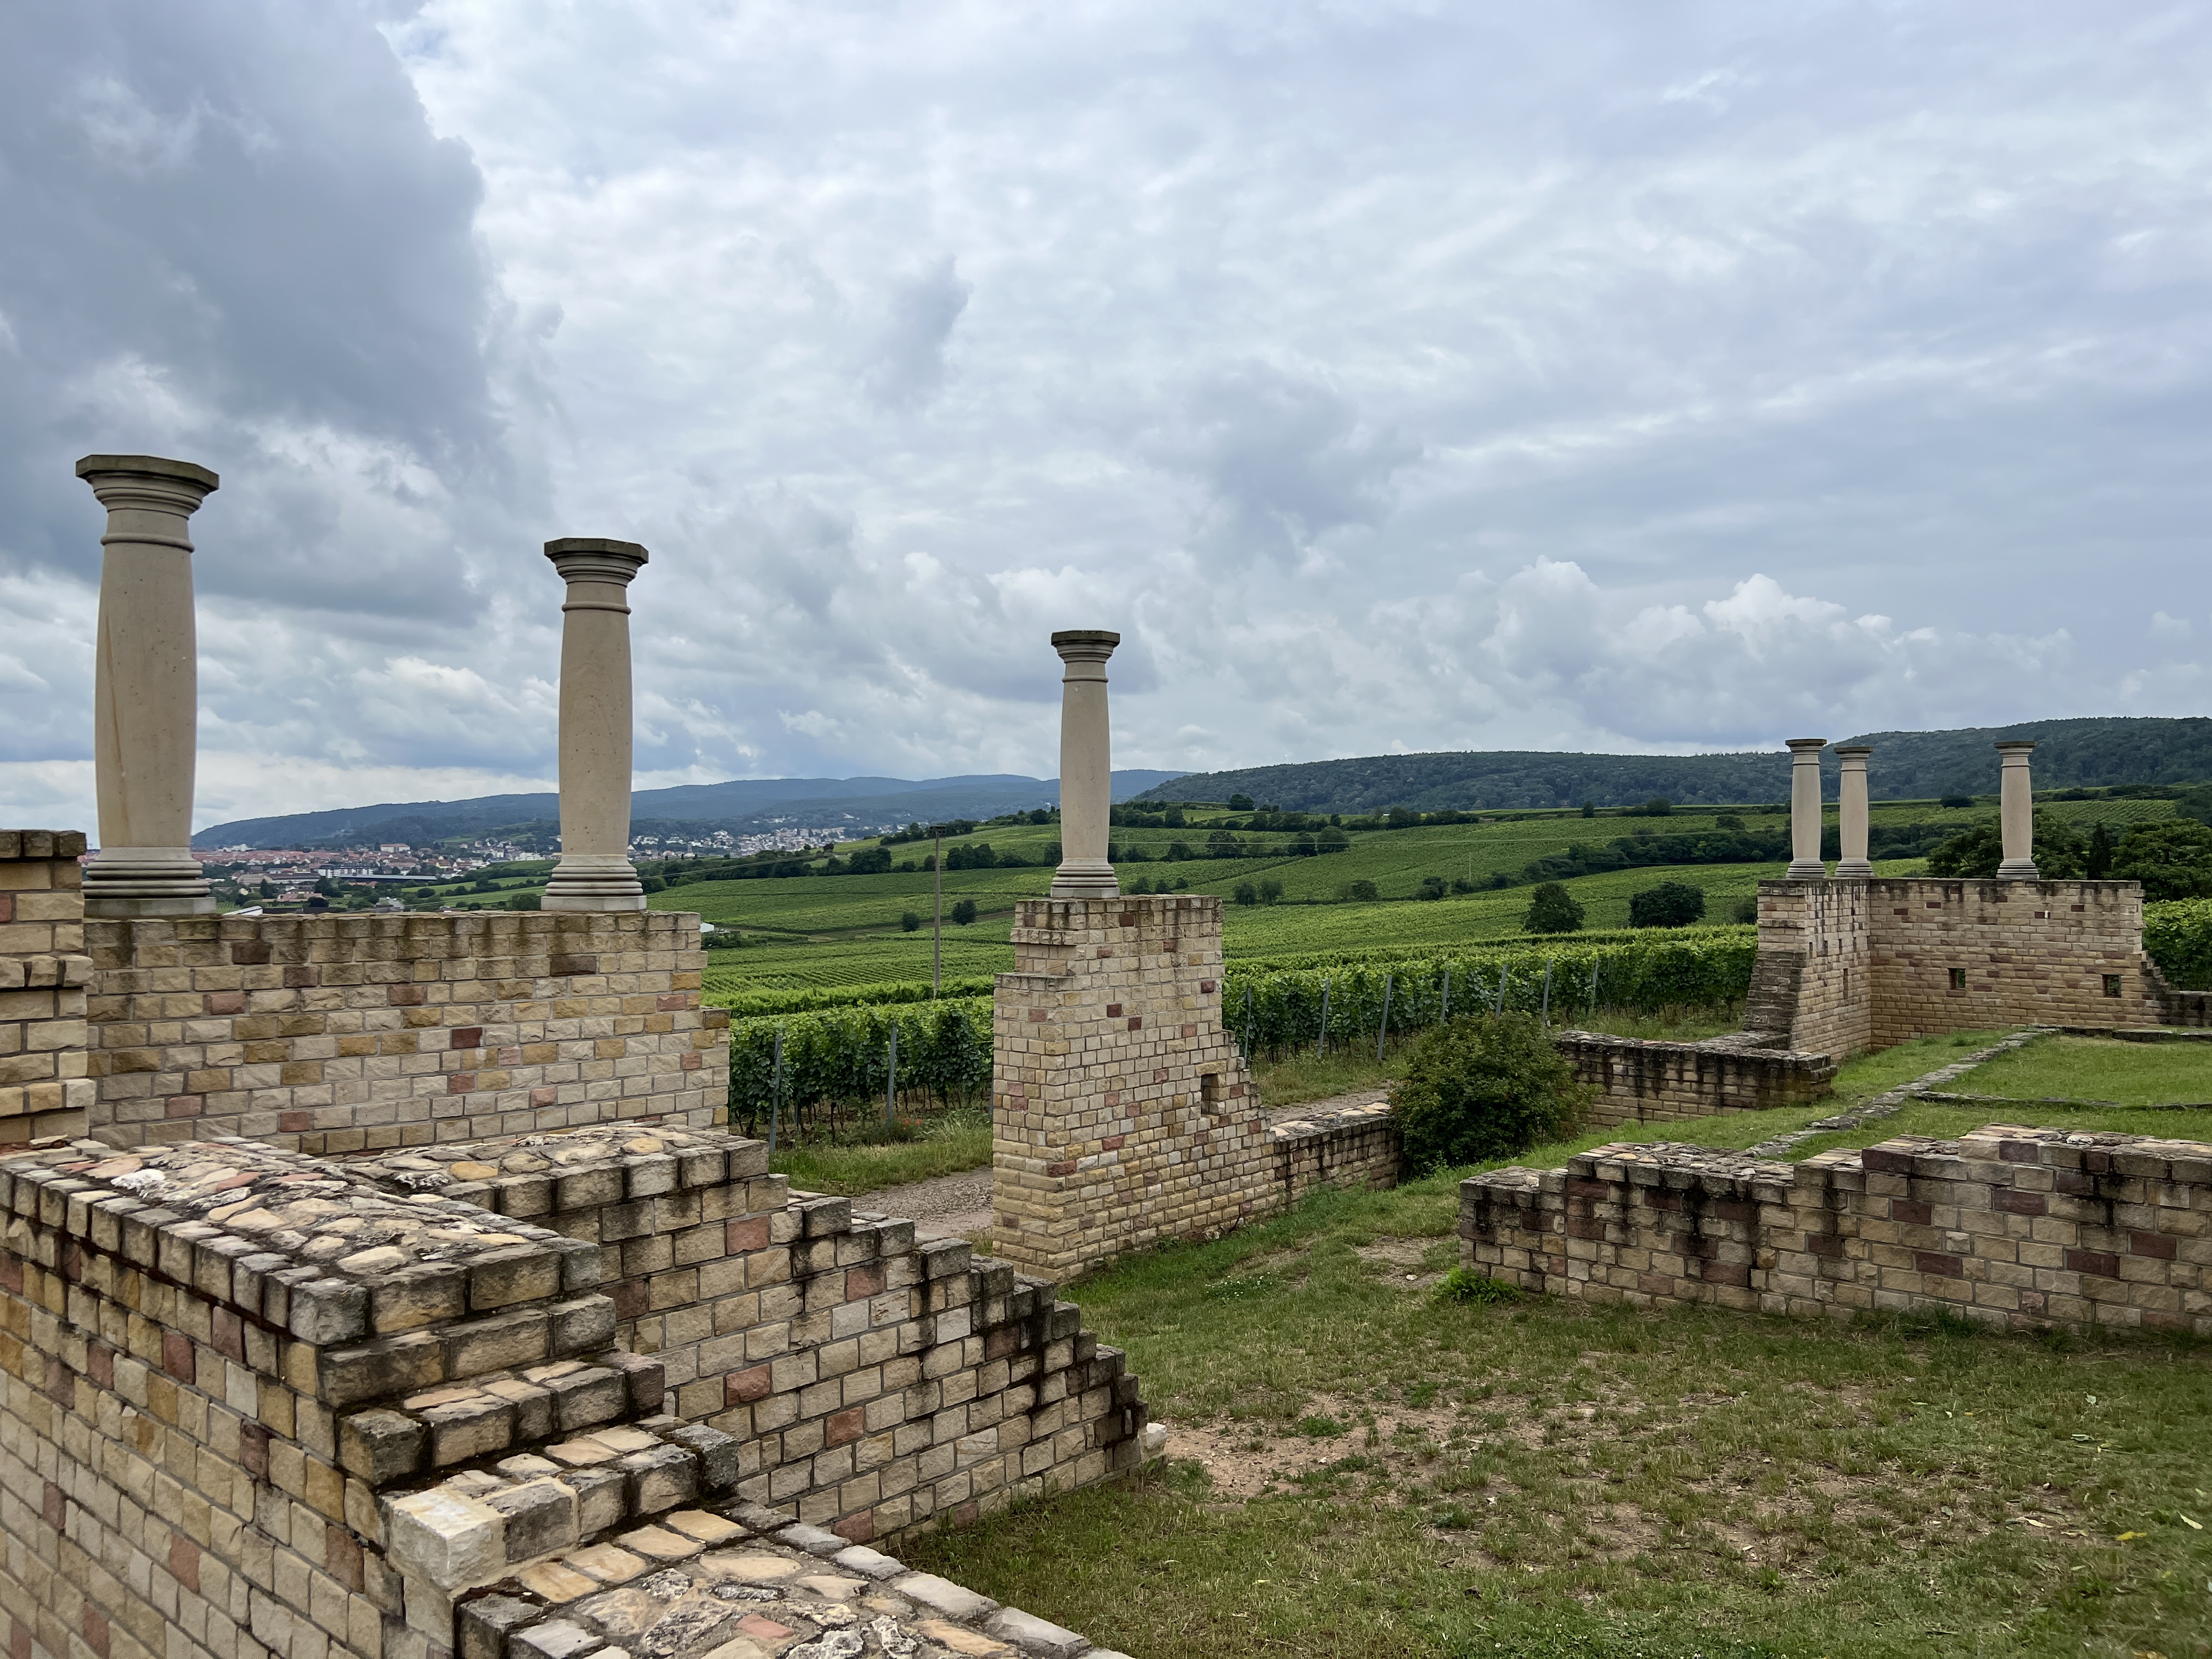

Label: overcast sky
[4,2,2209,831]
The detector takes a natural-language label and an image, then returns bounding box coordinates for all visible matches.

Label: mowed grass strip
[902,1175,2212,1659]
[1961,1033,2212,1108]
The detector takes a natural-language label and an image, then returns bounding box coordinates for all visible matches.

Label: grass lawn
[764,1111,993,1194]
[904,1175,2212,1658]
[1963,1034,2212,1107]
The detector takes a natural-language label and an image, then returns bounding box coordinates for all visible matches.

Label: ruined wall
[991,895,1271,1278]
[1554,1031,1836,1128]
[1271,1102,1399,1201]
[339,1125,1148,1545]
[83,912,729,1154]
[1461,1125,2211,1335]
[1,833,92,1142]
[1748,877,2166,1056]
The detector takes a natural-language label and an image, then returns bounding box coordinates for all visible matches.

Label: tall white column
[1833,745,1873,878]
[542,539,648,912]
[1049,630,1120,900]
[1785,738,1829,879]
[77,454,220,918]
[1995,740,2039,881]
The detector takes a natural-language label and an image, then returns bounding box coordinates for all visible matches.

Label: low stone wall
[1270,1102,1400,1199]
[1555,1030,1837,1127]
[83,911,729,1153]
[0,831,92,1141]
[1460,1125,2211,1335]
[0,1122,1149,1659]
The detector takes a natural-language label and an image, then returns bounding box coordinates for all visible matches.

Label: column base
[83,849,215,917]
[1995,860,2041,882]
[1784,860,1828,879]
[1049,860,1120,900]
[1831,859,1873,878]
[543,854,646,911]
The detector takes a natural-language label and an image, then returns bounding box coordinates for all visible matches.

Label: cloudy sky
[3,1,2209,831]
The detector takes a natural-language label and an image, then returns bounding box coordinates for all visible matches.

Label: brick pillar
[991,895,1268,1276]
[0,831,92,1140]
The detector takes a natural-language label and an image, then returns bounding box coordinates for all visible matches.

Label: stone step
[322,1291,623,1408]
[340,1351,668,1485]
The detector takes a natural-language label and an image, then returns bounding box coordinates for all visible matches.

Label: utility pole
[932,823,945,997]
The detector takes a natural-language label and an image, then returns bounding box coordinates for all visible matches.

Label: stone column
[1785,738,1828,879]
[542,539,648,912]
[76,455,220,917]
[1049,630,1120,900]
[1833,745,1873,878]
[1996,740,2039,881]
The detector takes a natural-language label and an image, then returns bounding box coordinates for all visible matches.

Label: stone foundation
[1460,1125,2212,1335]
[82,912,729,1153]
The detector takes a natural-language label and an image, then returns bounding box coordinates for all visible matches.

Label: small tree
[1318,826,1350,852]
[2111,821,2212,899]
[1417,875,1447,901]
[1232,882,1259,906]
[1228,793,1255,811]
[2085,822,2114,880]
[1927,811,2087,879]
[1629,881,1707,928]
[950,899,978,926]
[1522,882,1584,934]
[1393,1013,1592,1171]
[1581,800,1595,818]
[900,911,922,932]
[1258,878,1283,905]
[1339,878,1380,902]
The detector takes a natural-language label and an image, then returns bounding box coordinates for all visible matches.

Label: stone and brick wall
[1270,1102,1399,1201]
[82,912,729,1154]
[1460,1124,2211,1335]
[1750,877,2167,1053]
[0,832,92,1142]
[1554,1031,1836,1127]
[991,895,1272,1278]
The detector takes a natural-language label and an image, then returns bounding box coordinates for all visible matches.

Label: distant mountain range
[193,770,1189,850]
[1131,716,2212,812]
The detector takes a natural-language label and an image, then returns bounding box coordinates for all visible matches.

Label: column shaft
[543,539,648,912]
[77,455,220,918]
[1834,746,1873,878]
[1996,741,2039,881]
[1785,738,1829,879]
[1050,630,1120,900]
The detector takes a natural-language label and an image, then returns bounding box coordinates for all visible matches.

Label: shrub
[1521,882,1585,934]
[1259,878,1284,905]
[1450,876,1476,894]
[2111,821,2212,900]
[1392,1012,1591,1170]
[950,899,977,926]
[1233,882,1259,906]
[900,911,922,933]
[1939,794,1974,809]
[1629,880,1707,928]
[1417,876,1448,901]
[2145,898,2212,989]
[1436,1266,1520,1306]
[1340,879,1380,902]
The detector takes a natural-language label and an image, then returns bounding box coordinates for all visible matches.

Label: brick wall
[0,832,92,1142]
[337,1125,1148,1545]
[1750,877,2166,1053]
[83,913,729,1154]
[1271,1102,1399,1201]
[990,895,1272,1278]
[1555,1031,1837,1127]
[1460,1125,2211,1335]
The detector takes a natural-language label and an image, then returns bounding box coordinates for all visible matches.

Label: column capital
[545,538,648,583]
[1833,744,1872,760]
[1994,740,2037,757]
[1784,737,1829,754]
[1051,629,1120,667]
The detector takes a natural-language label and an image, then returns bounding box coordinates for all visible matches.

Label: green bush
[1629,879,1707,928]
[950,898,978,926]
[2145,898,2212,989]
[2112,821,2212,900]
[900,911,922,932]
[1392,1012,1592,1171]
[1521,881,1585,934]
[1926,811,2086,878]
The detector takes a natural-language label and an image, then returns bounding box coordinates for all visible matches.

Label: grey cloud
[864,259,972,410]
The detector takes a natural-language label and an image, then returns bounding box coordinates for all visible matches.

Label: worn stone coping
[1551,1028,1838,1070]
[1266,1101,1394,1143]
[0,1135,596,1347]
[381,1413,746,1577]
[342,1124,770,1211]
[0,830,87,859]
[337,1343,663,1470]
[1467,1124,2212,1204]
[447,1499,1124,1659]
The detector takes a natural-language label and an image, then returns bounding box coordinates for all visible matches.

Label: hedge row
[2145,899,2212,990]
[712,975,999,1019]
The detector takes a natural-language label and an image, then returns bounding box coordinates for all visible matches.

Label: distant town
[155,825,857,912]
